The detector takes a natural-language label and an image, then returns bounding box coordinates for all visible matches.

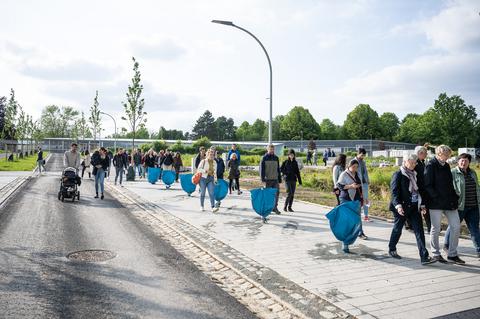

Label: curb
[106,183,354,319]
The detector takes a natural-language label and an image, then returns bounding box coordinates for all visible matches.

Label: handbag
[192,160,206,185]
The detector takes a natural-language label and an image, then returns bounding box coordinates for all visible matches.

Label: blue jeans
[362,184,369,217]
[339,198,364,251]
[445,206,480,253]
[200,175,215,208]
[95,168,105,194]
[388,204,428,259]
[134,164,142,177]
[115,167,124,185]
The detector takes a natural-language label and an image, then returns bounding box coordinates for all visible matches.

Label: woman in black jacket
[91,147,109,200]
[280,149,302,212]
[388,154,435,265]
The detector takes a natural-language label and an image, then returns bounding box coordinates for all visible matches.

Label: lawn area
[0,152,48,171]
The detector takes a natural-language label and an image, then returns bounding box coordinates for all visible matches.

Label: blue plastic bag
[147,168,161,184]
[250,187,277,218]
[180,173,196,195]
[214,179,229,201]
[326,201,362,245]
[162,170,175,186]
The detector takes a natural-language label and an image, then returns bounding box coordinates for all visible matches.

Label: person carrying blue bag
[336,159,368,253]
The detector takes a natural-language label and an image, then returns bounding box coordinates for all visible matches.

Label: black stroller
[58,167,81,202]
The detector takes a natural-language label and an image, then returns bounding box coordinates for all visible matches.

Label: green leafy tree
[271,115,285,140]
[0,96,5,136]
[89,90,102,142]
[125,126,150,139]
[3,89,18,140]
[379,112,400,141]
[214,116,236,141]
[192,110,216,139]
[77,111,92,140]
[192,136,211,150]
[40,105,79,138]
[280,106,320,140]
[251,119,267,141]
[343,104,382,139]
[319,119,338,140]
[122,57,147,150]
[235,121,251,141]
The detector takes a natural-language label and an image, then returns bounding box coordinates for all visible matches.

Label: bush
[192,137,211,150]
[152,140,168,152]
[170,140,185,153]
[247,148,267,156]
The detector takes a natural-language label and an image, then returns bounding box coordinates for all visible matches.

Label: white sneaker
[200,206,205,212]
[212,207,219,213]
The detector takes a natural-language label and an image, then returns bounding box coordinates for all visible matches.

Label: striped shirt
[464,171,478,208]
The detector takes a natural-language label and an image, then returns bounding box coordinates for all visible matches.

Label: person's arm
[280,161,286,175]
[277,157,282,183]
[424,164,439,200]
[237,151,241,164]
[63,152,68,168]
[260,157,266,182]
[390,171,402,211]
[296,162,302,185]
[364,161,370,184]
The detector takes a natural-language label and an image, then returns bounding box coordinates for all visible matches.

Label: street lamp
[211,19,273,144]
[100,111,117,152]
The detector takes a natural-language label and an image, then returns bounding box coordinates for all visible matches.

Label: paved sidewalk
[0,171,31,189]
[111,176,480,319]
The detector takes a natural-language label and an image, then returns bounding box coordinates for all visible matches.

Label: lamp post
[211,19,273,144]
[100,111,117,152]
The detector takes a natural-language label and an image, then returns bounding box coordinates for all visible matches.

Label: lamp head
[211,20,234,26]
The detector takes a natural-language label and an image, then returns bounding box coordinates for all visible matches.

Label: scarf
[400,165,418,193]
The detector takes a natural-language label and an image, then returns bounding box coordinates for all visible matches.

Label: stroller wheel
[58,191,61,201]
[61,195,65,202]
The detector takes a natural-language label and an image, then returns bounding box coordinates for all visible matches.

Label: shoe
[274,208,281,215]
[421,256,437,265]
[447,256,466,264]
[443,246,449,254]
[288,207,294,212]
[212,207,219,213]
[200,206,205,212]
[283,206,288,212]
[364,216,372,222]
[343,247,350,254]
[101,194,104,200]
[433,255,448,264]
[237,190,242,195]
[389,251,402,259]
[94,193,99,199]
[359,234,368,240]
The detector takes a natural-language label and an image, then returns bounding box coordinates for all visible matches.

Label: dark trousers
[445,206,480,253]
[229,178,240,192]
[284,180,296,209]
[423,209,431,233]
[388,204,428,259]
[265,180,279,210]
[175,169,180,182]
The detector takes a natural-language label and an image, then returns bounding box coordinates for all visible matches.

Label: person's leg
[284,182,291,210]
[463,207,480,254]
[199,177,207,208]
[362,184,369,218]
[81,165,85,178]
[119,168,123,185]
[408,207,429,260]
[389,210,405,252]
[229,179,233,193]
[429,209,443,256]
[236,178,241,193]
[444,210,461,258]
[288,181,297,209]
[273,180,280,210]
[94,172,99,196]
[99,169,105,197]
[206,177,215,208]
[115,168,119,184]
[444,210,463,251]
[424,209,432,233]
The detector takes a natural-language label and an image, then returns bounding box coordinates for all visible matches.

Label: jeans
[284,180,296,209]
[388,204,429,259]
[134,164,142,177]
[95,168,105,194]
[430,209,460,257]
[37,160,45,173]
[115,167,124,185]
[339,198,364,251]
[200,175,215,208]
[362,184,369,217]
[265,180,280,210]
[445,206,480,254]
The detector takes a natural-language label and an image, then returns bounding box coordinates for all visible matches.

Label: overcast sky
[1,0,479,136]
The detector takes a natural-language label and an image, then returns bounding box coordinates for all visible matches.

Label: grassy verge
[0,152,48,171]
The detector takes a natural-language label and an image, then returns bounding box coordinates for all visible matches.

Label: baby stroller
[58,167,81,202]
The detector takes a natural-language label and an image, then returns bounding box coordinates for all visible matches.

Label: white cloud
[131,37,187,60]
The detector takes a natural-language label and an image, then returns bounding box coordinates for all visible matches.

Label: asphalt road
[0,154,257,319]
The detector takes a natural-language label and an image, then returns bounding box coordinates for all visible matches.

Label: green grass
[0,152,48,171]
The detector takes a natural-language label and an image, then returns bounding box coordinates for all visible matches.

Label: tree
[251,119,267,141]
[430,93,478,148]
[280,106,320,140]
[214,116,236,141]
[124,126,150,139]
[153,126,185,140]
[319,119,338,140]
[0,96,5,135]
[396,113,422,144]
[77,111,92,140]
[40,105,79,138]
[235,121,251,141]
[122,57,147,150]
[343,104,382,139]
[191,110,215,139]
[89,90,101,142]
[15,107,28,156]
[3,89,18,140]
[379,112,400,141]
[271,115,285,140]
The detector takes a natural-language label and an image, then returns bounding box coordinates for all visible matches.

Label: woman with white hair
[425,145,464,264]
[388,153,435,265]
[414,145,431,234]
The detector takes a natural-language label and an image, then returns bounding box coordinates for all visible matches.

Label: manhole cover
[67,250,116,262]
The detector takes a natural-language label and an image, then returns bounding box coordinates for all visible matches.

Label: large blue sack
[180,173,196,195]
[162,170,175,186]
[214,179,228,201]
[147,167,161,184]
[250,187,277,218]
[326,201,362,245]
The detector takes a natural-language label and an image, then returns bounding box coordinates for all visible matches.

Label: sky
[1,0,479,136]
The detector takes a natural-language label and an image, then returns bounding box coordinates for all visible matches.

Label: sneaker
[101,194,104,200]
[343,247,350,254]
[443,246,449,254]
[359,234,368,240]
[364,216,372,222]
[421,256,437,265]
[200,206,205,212]
[237,190,242,195]
[433,255,448,264]
[94,194,99,199]
[389,251,402,259]
[273,208,281,215]
[212,207,219,213]
[447,256,466,264]
[288,207,294,212]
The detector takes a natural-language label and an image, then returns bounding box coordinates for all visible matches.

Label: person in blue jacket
[227,143,241,165]
[261,144,282,214]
